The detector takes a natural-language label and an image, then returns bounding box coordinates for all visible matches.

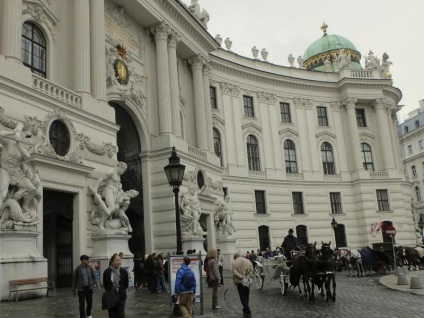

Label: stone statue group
[0,123,42,230]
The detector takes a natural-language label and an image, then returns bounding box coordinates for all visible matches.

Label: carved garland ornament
[22,4,56,40]
[76,133,117,158]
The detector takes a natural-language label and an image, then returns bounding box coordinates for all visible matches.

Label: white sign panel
[169,254,202,303]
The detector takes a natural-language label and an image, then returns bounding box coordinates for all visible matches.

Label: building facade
[0,0,416,294]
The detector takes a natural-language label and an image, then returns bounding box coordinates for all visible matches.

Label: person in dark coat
[103,254,129,318]
[281,229,300,259]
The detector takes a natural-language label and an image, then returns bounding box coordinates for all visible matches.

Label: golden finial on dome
[320,22,328,35]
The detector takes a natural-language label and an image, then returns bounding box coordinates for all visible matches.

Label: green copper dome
[302,23,362,71]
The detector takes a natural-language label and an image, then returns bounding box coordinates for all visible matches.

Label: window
[405,126,409,133]
[376,190,390,211]
[49,120,70,156]
[416,120,420,128]
[21,22,47,78]
[292,192,304,214]
[284,139,298,173]
[296,225,308,246]
[420,140,424,149]
[355,109,366,127]
[361,143,374,171]
[317,106,328,126]
[213,128,223,166]
[334,224,347,248]
[210,86,217,109]
[408,145,413,154]
[247,135,260,171]
[321,142,336,174]
[416,186,421,202]
[223,187,228,197]
[243,95,254,117]
[197,171,205,189]
[330,192,343,214]
[280,103,291,123]
[412,165,417,177]
[255,190,266,214]
[258,226,270,251]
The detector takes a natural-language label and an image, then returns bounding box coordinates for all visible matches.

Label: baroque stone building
[0,0,415,297]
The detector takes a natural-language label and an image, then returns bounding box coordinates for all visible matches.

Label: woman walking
[208,249,221,309]
[103,254,129,318]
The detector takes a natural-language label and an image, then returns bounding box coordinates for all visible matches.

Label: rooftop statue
[364,50,380,70]
[335,49,351,71]
[379,52,392,79]
[180,186,206,237]
[251,46,259,59]
[200,9,210,27]
[288,54,295,67]
[224,37,232,51]
[215,34,222,46]
[189,0,201,17]
[0,122,41,230]
[324,59,332,72]
[213,195,236,236]
[89,162,139,234]
[261,48,268,62]
[297,55,304,69]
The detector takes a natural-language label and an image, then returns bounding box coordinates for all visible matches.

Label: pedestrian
[174,256,196,318]
[145,253,157,292]
[72,254,99,318]
[155,254,168,293]
[281,229,300,259]
[217,249,224,287]
[203,255,211,287]
[133,254,144,289]
[232,252,253,317]
[256,248,262,257]
[250,250,257,267]
[103,253,129,318]
[245,251,250,260]
[208,248,221,309]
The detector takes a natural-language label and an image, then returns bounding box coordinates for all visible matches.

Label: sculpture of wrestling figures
[89,162,138,234]
[180,186,206,237]
[0,122,42,230]
[213,195,236,236]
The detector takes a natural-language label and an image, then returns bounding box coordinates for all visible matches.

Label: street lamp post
[331,216,338,249]
[418,214,424,246]
[164,146,186,255]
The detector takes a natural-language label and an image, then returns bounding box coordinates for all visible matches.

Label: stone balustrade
[323,174,341,182]
[370,171,389,179]
[286,173,304,180]
[32,75,82,108]
[188,145,206,160]
[350,70,373,78]
[249,170,266,179]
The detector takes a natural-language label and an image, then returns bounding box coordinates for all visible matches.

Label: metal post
[173,187,183,255]
[391,236,396,269]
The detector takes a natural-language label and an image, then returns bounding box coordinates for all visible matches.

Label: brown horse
[289,242,318,303]
[396,246,422,270]
[317,242,336,302]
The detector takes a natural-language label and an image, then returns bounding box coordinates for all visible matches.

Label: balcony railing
[370,171,389,179]
[323,174,341,182]
[287,173,304,181]
[32,75,82,108]
[350,70,373,78]
[188,146,206,160]
[249,170,266,179]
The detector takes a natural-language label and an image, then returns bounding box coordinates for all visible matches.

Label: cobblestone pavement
[0,273,423,318]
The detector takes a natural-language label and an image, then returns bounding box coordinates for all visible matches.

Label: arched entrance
[110,102,144,257]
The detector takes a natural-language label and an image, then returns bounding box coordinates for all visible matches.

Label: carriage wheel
[254,266,264,290]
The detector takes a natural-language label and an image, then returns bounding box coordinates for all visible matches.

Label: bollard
[395,267,402,276]
[410,276,423,289]
[397,273,409,285]
[402,267,409,275]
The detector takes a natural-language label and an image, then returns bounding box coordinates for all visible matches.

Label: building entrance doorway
[43,190,74,287]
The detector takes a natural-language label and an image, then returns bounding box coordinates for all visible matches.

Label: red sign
[385,225,396,237]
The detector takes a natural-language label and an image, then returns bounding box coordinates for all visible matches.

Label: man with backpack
[174,256,196,318]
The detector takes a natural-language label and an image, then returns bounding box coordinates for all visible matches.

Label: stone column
[374,98,395,170]
[168,31,181,136]
[331,102,348,173]
[189,55,207,150]
[74,0,91,94]
[90,0,107,101]
[203,62,214,152]
[0,0,23,62]
[294,99,312,173]
[344,97,362,171]
[151,23,172,135]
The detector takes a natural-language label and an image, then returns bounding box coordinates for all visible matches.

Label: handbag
[102,289,120,310]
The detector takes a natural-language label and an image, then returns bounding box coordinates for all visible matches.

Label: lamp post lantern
[331,216,338,249]
[164,146,185,255]
[419,214,424,246]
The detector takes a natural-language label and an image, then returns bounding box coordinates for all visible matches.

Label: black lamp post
[331,216,338,249]
[164,146,186,255]
[418,214,424,246]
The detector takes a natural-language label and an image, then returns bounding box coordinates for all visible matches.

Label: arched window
[296,225,308,246]
[416,186,421,202]
[361,143,374,171]
[247,135,260,171]
[21,22,46,77]
[321,142,335,175]
[284,139,298,173]
[213,128,223,166]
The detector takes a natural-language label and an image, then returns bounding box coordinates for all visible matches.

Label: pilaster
[74,0,91,94]
[168,30,181,137]
[0,0,22,62]
[203,62,214,152]
[344,97,362,171]
[373,98,395,170]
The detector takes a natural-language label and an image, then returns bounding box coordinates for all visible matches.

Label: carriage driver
[281,229,300,260]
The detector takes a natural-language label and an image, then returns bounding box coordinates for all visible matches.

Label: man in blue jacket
[174,256,196,318]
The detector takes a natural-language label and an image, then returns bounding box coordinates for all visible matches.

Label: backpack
[181,268,195,289]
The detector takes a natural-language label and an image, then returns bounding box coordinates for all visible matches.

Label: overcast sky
[182,0,423,122]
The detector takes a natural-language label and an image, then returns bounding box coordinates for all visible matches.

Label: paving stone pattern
[0,274,423,318]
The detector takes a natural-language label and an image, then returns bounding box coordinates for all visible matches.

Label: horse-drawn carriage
[253,242,337,303]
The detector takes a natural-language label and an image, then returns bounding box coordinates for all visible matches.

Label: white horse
[338,249,365,277]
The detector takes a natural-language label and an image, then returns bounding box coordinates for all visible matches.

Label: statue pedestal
[216,236,237,271]
[182,236,206,255]
[0,231,47,301]
[91,234,132,284]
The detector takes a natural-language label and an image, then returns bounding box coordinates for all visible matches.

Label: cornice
[316,131,337,140]
[241,122,262,132]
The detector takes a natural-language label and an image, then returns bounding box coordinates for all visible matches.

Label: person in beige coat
[207,248,221,309]
[232,252,253,317]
